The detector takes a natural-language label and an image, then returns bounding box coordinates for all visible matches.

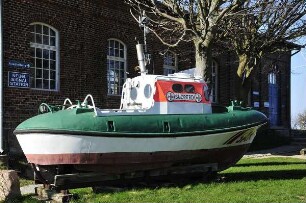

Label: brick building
[0,0,291,155]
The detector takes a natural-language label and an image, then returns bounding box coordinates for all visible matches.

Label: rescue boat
[14,44,267,186]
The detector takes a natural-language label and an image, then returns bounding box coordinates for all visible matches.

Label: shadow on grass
[85,172,219,193]
[222,169,306,182]
[89,169,306,195]
[235,161,306,167]
[4,195,41,203]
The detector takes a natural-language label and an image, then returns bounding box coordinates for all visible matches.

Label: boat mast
[136,11,150,76]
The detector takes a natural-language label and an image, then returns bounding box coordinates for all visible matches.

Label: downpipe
[0,0,4,154]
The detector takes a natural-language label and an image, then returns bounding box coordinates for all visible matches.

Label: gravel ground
[244,145,306,159]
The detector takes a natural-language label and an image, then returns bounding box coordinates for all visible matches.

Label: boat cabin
[120,73,212,114]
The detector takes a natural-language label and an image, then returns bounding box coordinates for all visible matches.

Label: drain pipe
[0,0,3,154]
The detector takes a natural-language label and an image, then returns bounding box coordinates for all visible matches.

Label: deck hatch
[107,121,115,132]
[163,121,170,132]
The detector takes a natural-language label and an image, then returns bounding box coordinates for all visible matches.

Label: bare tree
[220,0,306,102]
[294,110,306,130]
[125,1,306,105]
[223,0,306,78]
[124,0,245,80]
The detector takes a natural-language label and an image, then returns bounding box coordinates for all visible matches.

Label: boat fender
[38,103,61,114]
[228,100,252,112]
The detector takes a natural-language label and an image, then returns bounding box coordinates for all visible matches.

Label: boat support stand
[32,163,218,202]
[53,163,218,190]
[34,184,74,203]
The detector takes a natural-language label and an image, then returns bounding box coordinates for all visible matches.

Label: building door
[268,72,280,126]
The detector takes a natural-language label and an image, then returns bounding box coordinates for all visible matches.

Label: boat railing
[82,94,98,116]
[60,94,98,116]
[60,94,149,116]
[62,98,73,109]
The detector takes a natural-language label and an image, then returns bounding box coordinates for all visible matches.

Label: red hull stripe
[25,144,250,172]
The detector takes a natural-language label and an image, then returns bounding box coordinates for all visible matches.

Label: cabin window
[130,87,137,100]
[163,51,177,75]
[30,23,59,90]
[172,84,183,93]
[184,84,195,93]
[144,84,152,98]
[107,39,127,95]
[210,60,218,103]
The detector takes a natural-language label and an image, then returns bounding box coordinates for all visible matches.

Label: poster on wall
[8,72,30,88]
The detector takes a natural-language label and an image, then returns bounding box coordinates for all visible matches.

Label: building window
[163,51,177,75]
[30,23,59,90]
[268,72,277,84]
[107,39,126,95]
[268,71,280,126]
[210,60,218,103]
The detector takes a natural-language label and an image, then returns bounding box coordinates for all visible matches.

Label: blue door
[268,73,280,126]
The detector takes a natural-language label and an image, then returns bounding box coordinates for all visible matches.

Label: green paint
[14,106,267,137]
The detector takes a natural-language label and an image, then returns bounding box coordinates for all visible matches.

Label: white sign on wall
[8,72,30,88]
[253,102,259,108]
[253,91,259,95]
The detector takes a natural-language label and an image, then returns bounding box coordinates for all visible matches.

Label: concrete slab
[20,184,42,195]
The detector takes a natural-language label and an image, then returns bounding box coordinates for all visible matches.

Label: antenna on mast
[139,11,150,52]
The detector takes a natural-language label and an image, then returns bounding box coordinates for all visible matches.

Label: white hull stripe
[16,126,258,155]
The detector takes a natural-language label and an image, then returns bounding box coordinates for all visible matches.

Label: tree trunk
[237,53,248,78]
[235,52,259,106]
[193,41,211,82]
[237,53,255,78]
[234,74,252,107]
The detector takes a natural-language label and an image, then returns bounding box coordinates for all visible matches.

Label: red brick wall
[3,0,145,153]
[215,51,291,129]
[256,52,291,128]
[3,0,291,154]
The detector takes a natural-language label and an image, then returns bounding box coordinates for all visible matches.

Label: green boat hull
[15,107,267,137]
[14,106,267,185]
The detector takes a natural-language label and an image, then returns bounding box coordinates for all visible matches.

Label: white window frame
[107,39,127,96]
[163,51,177,75]
[30,22,60,91]
[210,60,218,103]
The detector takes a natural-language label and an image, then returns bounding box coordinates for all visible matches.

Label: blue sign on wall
[8,60,31,69]
[8,72,30,88]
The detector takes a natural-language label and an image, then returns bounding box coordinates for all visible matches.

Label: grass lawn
[19,157,306,203]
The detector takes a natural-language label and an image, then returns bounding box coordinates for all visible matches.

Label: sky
[291,47,306,127]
